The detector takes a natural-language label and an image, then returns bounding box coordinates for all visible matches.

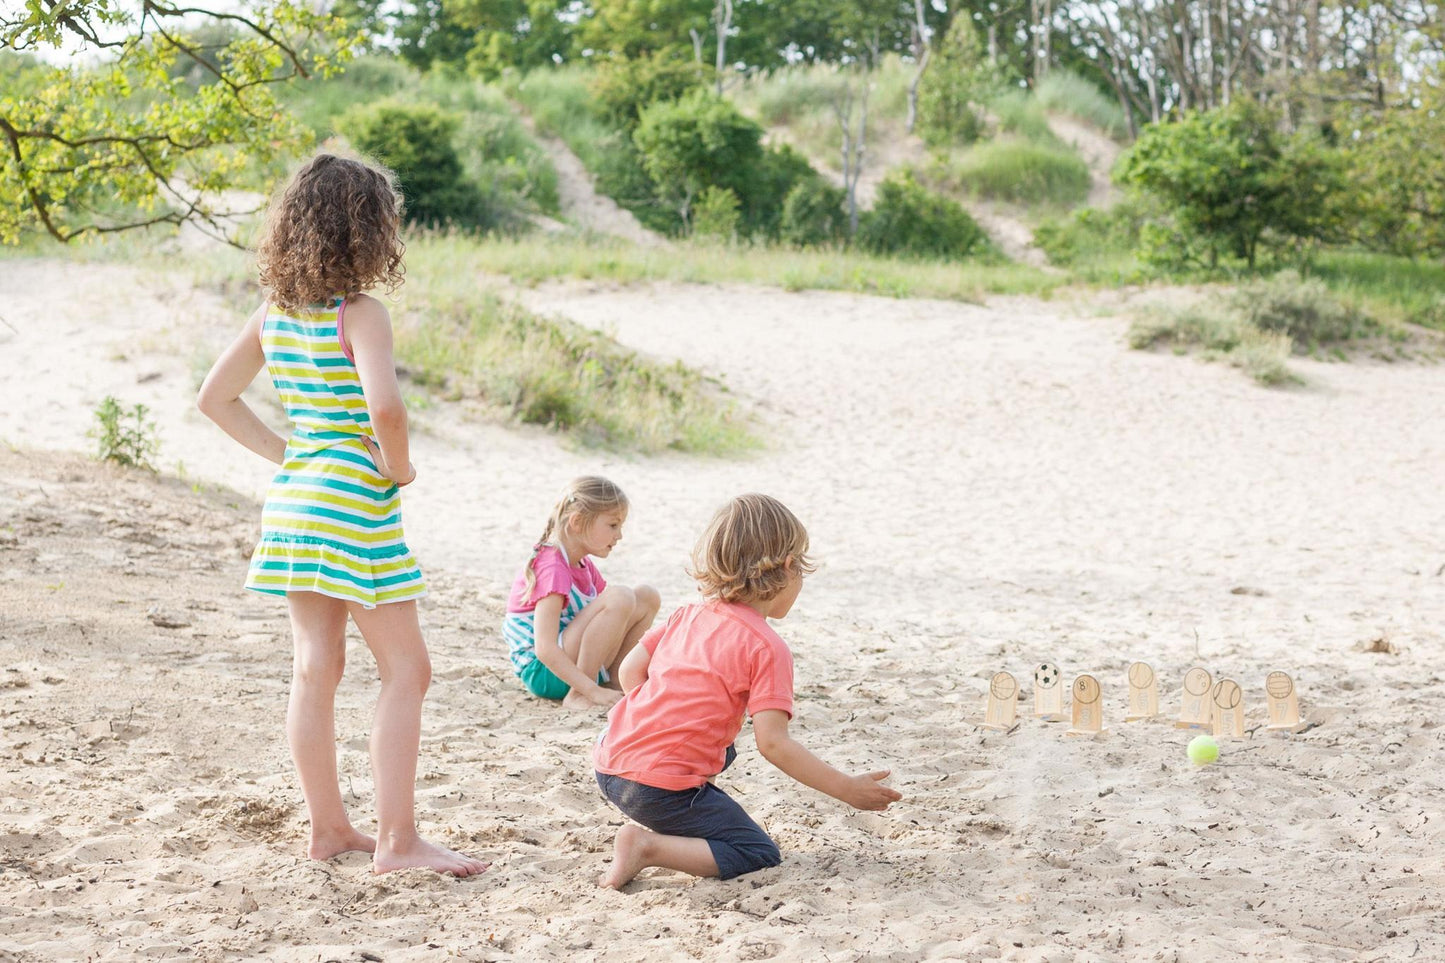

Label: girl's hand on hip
[361,435,417,486]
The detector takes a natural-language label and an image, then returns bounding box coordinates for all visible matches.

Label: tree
[632,89,763,227]
[0,1,357,245]
[1119,100,1345,269]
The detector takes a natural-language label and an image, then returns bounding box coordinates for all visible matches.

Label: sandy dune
[2,257,1444,961]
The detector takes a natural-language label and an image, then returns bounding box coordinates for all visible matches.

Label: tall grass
[929,138,1091,207]
[986,87,1061,145]
[454,232,1061,299]
[1309,249,1445,331]
[1033,70,1130,139]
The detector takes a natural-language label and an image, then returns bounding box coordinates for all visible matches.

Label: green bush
[1119,100,1349,269]
[856,173,988,260]
[633,91,765,227]
[940,139,1091,206]
[591,51,705,131]
[692,186,741,240]
[781,179,847,247]
[742,144,818,239]
[987,87,1057,144]
[339,100,489,229]
[1226,271,1378,344]
[916,17,994,147]
[91,396,159,470]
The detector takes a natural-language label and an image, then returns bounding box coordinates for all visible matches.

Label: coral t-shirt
[593,600,794,791]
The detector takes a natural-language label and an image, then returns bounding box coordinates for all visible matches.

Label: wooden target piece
[1174,666,1214,729]
[1265,671,1304,732]
[1211,678,1245,738]
[983,671,1019,730]
[1033,662,1065,721]
[1066,674,1107,736]
[1125,661,1159,721]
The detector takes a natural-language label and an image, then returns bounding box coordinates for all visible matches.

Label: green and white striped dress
[245,297,426,608]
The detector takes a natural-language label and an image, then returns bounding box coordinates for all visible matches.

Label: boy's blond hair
[523,476,629,601]
[690,494,815,603]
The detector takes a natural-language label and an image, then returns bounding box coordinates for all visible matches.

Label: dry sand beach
[2,256,1445,961]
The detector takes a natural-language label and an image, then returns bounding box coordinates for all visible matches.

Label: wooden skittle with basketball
[984,671,1018,730]
[1125,661,1159,721]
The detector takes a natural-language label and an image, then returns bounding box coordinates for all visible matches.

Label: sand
[2,256,1444,961]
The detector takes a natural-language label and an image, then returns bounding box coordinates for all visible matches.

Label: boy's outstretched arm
[752,709,902,812]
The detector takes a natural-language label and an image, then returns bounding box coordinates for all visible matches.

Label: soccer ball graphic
[1034,663,1059,689]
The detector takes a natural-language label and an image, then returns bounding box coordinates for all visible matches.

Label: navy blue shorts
[595,746,781,880]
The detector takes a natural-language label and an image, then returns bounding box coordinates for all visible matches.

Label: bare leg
[600,824,719,889]
[347,600,487,877]
[606,584,660,685]
[559,586,635,709]
[285,592,375,860]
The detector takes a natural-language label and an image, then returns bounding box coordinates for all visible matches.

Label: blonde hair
[256,151,406,312]
[690,493,815,604]
[523,476,630,601]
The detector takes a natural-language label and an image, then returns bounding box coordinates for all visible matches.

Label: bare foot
[599,824,650,889]
[309,826,376,861]
[563,687,621,710]
[373,836,489,877]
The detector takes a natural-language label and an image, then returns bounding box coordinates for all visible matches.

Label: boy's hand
[844,771,902,811]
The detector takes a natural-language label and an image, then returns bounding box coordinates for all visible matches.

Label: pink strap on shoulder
[335,297,356,365]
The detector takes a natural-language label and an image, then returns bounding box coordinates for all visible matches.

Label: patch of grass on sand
[1309,249,1445,331]
[398,245,756,454]
[1128,271,1397,386]
[453,232,1062,300]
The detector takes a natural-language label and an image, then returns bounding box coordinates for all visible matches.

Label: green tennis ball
[1187,735,1219,766]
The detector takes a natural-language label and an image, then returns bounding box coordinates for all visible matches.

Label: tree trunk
[713,0,733,96]
[905,0,930,134]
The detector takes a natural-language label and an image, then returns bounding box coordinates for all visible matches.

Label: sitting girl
[503,476,660,710]
[593,493,901,888]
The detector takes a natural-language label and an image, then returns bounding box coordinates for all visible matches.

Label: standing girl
[503,477,660,710]
[198,152,485,877]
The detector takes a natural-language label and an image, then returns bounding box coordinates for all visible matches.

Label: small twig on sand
[0,313,15,336]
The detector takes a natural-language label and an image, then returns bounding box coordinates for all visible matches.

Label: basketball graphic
[1128,662,1154,689]
[991,671,1018,701]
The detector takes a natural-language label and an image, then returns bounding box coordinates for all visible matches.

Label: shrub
[741,144,818,239]
[633,91,765,227]
[91,396,159,470]
[916,17,994,147]
[1119,100,1349,269]
[781,179,847,247]
[692,186,741,240]
[1034,198,1154,267]
[339,100,489,229]
[592,51,705,131]
[1226,271,1378,344]
[856,173,988,260]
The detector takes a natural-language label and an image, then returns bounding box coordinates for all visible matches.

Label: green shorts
[518,657,571,700]
[517,657,609,701]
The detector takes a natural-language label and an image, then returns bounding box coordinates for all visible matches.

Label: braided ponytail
[522,476,630,603]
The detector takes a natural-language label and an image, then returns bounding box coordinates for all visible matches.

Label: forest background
[3,0,1444,439]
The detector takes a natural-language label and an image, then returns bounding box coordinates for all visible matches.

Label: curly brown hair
[689,494,816,604]
[256,152,406,311]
